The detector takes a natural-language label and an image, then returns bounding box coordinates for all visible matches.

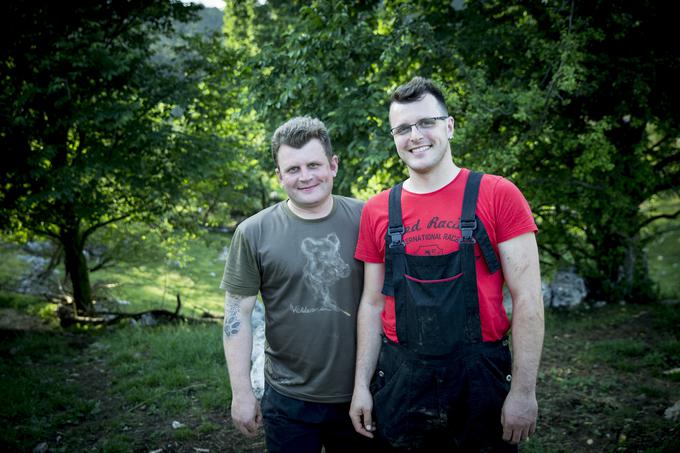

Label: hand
[349,386,376,438]
[231,392,262,437]
[501,389,537,444]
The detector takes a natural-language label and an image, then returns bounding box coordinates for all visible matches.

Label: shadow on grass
[2,302,679,452]
[0,321,266,452]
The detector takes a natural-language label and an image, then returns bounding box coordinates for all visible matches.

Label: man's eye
[394,125,410,135]
[418,118,436,128]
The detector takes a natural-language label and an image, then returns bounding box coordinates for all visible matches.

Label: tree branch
[638,209,680,230]
[82,214,130,241]
[33,227,61,240]
[653,150,680,173]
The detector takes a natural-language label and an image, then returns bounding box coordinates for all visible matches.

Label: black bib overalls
[372,172,517,452]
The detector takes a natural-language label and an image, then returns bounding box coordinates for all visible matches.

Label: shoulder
[478,172,525,198]
[333,195,365,211]
[236,202,286,234]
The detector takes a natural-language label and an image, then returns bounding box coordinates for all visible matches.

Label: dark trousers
[372,338,518,452]
[261,383,376,453]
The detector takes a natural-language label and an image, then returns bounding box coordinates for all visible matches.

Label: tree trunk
[60,227,93,314]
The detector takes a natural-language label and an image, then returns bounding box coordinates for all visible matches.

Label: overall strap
[386,183,405,250]
[460,172,501,274]
[382,183,405,296]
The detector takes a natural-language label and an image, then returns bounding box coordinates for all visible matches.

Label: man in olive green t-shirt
[221,116,371,452]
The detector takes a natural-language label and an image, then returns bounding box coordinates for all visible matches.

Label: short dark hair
[390,76,448,114]
[271,116,333,165]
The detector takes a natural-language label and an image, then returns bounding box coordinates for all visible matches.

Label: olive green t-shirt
[221,196,364,403]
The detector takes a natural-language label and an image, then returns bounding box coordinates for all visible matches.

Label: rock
[32,442,48,453]
[662,367,680,376]
[542,281,553,307]
[139,313,157,326]
[502,286,512,315]
[218,246,229,261]
[171,420,185,429]
[502,280,552,315]
[251,301,265,399]
[660,299,680,306]
[664,400,680,421]
[548,269,587,309]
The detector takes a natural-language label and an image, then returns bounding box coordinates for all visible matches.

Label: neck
[404,159,461,194]
[287,196,334,219]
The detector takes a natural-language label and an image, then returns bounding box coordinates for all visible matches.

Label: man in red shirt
[349,77,544,451]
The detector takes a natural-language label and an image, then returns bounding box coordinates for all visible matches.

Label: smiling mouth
[409,145,431,154]
[298,184,319,191]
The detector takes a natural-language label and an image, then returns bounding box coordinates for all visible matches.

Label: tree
[0,1,237,313]
[234,0,680,303]
[436,0,680,302]
[227,0,399,196]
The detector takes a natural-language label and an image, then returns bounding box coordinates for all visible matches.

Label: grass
[0,296,251,452]
[1,221,678,451]
[92,232,229,317]
[101,323,231,414]
[0,329,91,450]
[2,293,679,452]
[523,303,680,452]
[0,231,231,318]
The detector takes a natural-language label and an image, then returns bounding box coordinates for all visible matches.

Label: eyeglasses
[390,116,449,137]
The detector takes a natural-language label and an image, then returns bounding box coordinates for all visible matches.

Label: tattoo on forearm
[223,294,244,337]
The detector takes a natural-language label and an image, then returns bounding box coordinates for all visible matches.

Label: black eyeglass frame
[389,115,450,137]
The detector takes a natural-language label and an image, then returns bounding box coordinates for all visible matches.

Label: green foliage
[0,2,269,312]
[2,0,678,312]
[0,290,44,312]
[235,0,398,195]
[233,0,680,303]
[645,196,680,298]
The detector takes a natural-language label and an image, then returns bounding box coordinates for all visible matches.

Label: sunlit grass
[93,232,230,317]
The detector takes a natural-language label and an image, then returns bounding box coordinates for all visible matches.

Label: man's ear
[275,167,282,182]
[330,155,339,176]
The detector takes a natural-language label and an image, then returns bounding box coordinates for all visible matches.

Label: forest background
[1,1,679,452]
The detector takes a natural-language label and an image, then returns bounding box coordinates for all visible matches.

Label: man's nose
[409,124,425,140]
[299,167,313,180]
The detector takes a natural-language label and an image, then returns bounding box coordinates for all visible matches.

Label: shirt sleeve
[220,227,261,296]
[354,198,385,263]
[492,177,538,244]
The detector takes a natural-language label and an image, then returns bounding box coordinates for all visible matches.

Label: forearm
[354,296,384,389]
[499,232,544,395]
[349,262,387,437]
[509,293,544,395]
[222,292,257,400]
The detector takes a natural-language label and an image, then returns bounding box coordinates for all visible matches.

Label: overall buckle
[459,219,477,243]
[387,225,405,248]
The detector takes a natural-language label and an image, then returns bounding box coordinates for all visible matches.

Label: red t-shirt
[355,168,537,342]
